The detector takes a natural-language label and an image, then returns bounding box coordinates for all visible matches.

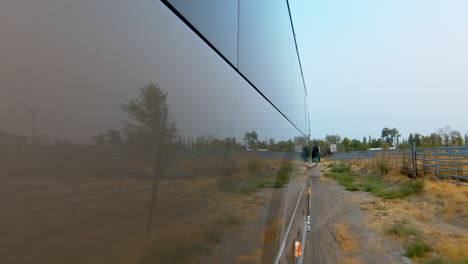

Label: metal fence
[333,147,468,186]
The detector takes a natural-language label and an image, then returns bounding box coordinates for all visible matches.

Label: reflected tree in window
[121,83,177,147]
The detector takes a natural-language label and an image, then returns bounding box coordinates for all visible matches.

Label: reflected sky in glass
[164,0,308,135]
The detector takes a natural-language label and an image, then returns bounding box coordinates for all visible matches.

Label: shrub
[331,163,353,173]
[404,240,432,258]
[378,189,406,199]
[324,172,360,191]
[387,220,421,237]
[378,160,391,175]
[361,176,386,193]
[399,180,424,196]
[376,180,424,199]
[325,168,424,199]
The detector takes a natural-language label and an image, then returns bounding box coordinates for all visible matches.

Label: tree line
[92,84,468,153]
[311,126,468,154]
[91,84,297,152]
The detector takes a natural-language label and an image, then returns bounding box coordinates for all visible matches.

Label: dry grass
[344,257,362,264]
[334,222,357,253]
[355,161,468,263]
[424,180,468,222]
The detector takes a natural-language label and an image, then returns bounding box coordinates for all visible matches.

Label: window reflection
[0,0,310,263]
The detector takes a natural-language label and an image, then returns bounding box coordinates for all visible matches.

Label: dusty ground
[203,162,420,264]
[304,164,410,264]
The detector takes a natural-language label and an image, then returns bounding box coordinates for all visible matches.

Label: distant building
[0,129,28,150]
[369,147,396,151]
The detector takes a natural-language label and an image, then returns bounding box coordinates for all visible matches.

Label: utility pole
[29,110,38,144]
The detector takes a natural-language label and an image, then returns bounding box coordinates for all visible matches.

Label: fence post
[412,142,418,177]
[453,150,459,183]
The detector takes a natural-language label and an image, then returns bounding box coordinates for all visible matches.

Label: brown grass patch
[334,222,357,253]
[344,257,362,264]
[356,161,468,262]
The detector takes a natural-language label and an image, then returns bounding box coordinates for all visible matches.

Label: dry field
[347,160,468,263]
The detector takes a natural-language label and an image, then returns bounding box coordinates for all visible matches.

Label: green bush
[324,162,423,199]
[387,220,421,237]
[324,172,354,183]
[324,172,360,191]
[344,183,361,191]
[361,176,386,193]
[404,240,432,258]
[375,180,424,199]
[399,180,424,196]
[330,163,353,173]
[378,189,406,199]
[378,160,391,175]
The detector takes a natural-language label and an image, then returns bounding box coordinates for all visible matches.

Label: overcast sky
[291,0,468,140]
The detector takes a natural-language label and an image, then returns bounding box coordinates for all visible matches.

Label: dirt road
[304,166,411,264]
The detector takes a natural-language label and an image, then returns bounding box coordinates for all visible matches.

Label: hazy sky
[291,0,468,140]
